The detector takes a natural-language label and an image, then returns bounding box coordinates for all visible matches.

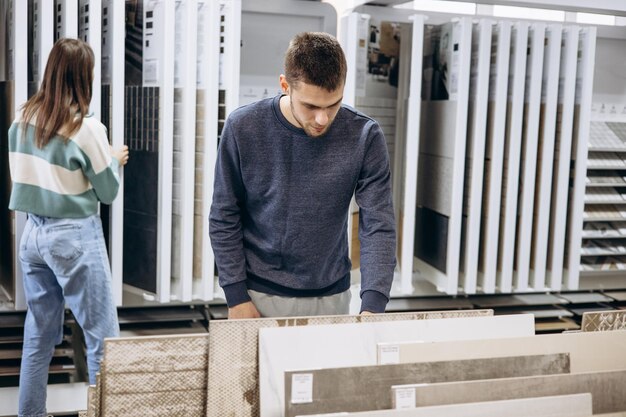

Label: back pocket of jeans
[48,224,84,261]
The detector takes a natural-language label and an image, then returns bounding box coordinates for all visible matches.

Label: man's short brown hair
[284,32,347,92]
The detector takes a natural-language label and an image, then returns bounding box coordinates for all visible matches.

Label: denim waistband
[27,213,97,226]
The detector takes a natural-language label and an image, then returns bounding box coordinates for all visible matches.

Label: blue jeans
[18,214,119,417]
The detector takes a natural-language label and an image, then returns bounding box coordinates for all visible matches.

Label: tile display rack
[0,311,77,388]
[582,103,626,274]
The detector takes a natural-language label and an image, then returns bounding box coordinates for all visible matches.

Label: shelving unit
[1,0,625,310]
[581,103,626,275]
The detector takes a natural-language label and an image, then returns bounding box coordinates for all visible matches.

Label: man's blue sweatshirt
[209,95,396,313]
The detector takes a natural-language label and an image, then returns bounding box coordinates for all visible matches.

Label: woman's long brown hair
[21,38,94,148]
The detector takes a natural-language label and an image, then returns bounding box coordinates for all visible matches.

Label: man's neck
[279,94,300,128]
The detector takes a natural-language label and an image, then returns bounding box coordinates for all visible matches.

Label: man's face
[286,81,344,138]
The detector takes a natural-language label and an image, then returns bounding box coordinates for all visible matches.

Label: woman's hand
[111,145,129,166]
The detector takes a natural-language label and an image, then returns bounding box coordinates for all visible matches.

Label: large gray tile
[261,314,534,417]
[557,293,614,303]
[284,353,570,417]
[206,310,492,417]
[605,291,626,301]
[297,394,592,417]
[471,294,567,307]
[391,369,626,414]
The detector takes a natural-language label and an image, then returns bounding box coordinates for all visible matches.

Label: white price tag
[379,344,400,365]
[394,387,416,409]
[291,373,313,404]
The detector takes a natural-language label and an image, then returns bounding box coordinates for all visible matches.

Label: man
[209,32,396,319]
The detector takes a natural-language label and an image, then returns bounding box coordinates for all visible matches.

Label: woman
[8,38,128,417]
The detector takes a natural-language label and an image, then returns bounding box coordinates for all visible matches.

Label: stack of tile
[259,313,535,417]
[375,330,626,416]
[206,310,493,417]
[277,329,626,417]
[284,353,570,417]
[86,333,209,417]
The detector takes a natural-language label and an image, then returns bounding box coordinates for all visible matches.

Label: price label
[394,387,416,409]
[379,344,400,364]
[291,373,313,404]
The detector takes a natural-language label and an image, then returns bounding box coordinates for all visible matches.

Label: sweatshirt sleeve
[354,121,397,313]
[209,120,251,307]
[77,119,120,204]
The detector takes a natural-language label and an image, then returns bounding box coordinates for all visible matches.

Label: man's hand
[360,311,375,315]
[228,301,261,319]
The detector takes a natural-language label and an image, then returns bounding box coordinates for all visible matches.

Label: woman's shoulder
[76,114,107,137]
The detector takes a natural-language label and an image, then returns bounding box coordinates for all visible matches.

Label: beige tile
[391,370,626,414]
[299,394,592,417]
[380,329,626,372]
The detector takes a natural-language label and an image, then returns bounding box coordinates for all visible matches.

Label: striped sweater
[8,112,120,218]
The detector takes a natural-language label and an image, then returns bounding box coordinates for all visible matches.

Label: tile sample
[530,24,562,290]
[557,292,614,303]
[478,20,511,293]
[546,26,580,290]
[378,329,626,373]
[415,18,473,295]
[259,314,534,417]
[391,369,626,414]
[581,310,626,331]
[472,293,565,307]
[298,393,592,417]
[87,385,96,417]
[514,23,546,291]
[95,373,101,417]
[101,334,209,417]
[102,334,209,373]
[284,353,570,416]
[102,390,206,416]
[461,19,492,294]
[564,27,597,289]
[207,310,493,417]
[497,22,529,292]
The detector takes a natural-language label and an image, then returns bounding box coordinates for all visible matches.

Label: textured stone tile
[391,369,626,414]
[206,310,493,417]
[103,370,206,394]
[102,390,205,417]
[101,334,208,417]
[581,310,626,332]
[103,333,209,373]
[86,385,96,417]
[285,353,570,417]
